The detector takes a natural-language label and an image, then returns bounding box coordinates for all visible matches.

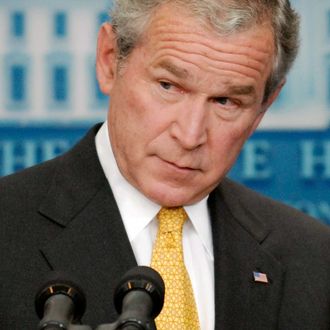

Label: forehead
[137,3,275,88]
[142,2,275,44]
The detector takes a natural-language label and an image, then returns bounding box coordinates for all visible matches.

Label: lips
[165,160,194,171]
[157,156,198,173]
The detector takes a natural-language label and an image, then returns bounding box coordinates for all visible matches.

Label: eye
[155,79,184,102]
[212,96,243,120]
[159,81,173,91]
[213,97,240,109]
[214,97,230,106]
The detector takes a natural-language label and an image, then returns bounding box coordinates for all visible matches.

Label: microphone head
[114,266,165,318]
[35,271,86,321]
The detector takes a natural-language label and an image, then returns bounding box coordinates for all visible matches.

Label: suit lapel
[38,125,137,326]
[209,183,285,330]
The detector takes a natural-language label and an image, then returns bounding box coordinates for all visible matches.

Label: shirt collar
[185,199,214,260]
[95,121,213,259]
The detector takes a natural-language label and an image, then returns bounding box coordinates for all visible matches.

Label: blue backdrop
[1,0,330,226]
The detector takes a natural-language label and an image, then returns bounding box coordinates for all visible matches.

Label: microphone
[35,271,92,330]
[96,266,165,330]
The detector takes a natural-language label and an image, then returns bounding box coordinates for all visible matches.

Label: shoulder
[213,177,330,259]
[0,123,102,216]
[0,156,59,209]
[218,177,328,229]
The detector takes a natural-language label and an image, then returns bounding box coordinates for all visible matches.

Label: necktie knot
[157,207,187,233]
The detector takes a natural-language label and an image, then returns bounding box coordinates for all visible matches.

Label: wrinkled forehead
[143,0,274,36]
[139,1,275,50]
[137,3,276,92]
[141,2,275,56]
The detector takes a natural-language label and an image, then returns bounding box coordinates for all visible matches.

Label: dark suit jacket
[0,124,329,329]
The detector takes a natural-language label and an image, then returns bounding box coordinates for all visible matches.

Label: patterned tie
[151,207,200,329]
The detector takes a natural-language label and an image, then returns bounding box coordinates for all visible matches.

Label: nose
[169,101,208,150]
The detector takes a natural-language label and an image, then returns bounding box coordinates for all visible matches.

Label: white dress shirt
[95,121,215,330]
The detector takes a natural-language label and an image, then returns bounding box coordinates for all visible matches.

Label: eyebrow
[156,59,257,98]
[156,60,191,79]
[227,85,256,97]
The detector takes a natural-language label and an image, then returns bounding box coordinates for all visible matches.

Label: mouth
[158,157,198,173]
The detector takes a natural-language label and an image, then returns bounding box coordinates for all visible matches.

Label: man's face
[97,3,281,207]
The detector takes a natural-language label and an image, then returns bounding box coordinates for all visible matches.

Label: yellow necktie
[151,207,200,329]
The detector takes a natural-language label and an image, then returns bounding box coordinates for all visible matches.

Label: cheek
[211,120,247,148]
[109,93,162,163]
[110,83,147,135]
[125,88,175,145]
[219,113,259,147]
[121,83,156,129]
[208,123,251,170]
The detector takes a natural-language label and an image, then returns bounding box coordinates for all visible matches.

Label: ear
[96,23,118,95]
[248,79,286,136]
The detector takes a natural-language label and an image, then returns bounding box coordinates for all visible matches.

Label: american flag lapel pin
[253,271,269,284]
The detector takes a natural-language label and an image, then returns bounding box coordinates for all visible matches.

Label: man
[0,0,329,329]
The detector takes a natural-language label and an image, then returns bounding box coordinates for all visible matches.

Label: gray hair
[110,0,300,101]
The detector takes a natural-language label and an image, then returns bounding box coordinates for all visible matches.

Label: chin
[145,184,200,207]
